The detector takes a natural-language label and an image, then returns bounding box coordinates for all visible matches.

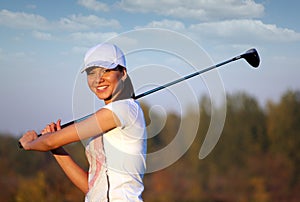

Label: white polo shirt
[85,99,147,202]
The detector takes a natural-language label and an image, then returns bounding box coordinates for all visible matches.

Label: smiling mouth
[97,85,108,91]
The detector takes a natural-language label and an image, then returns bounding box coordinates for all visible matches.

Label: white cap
[81,43,126,73]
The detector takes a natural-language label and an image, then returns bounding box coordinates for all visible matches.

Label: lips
[96,85,108,91]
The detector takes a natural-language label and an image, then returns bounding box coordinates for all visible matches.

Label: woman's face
[86,66,125,104]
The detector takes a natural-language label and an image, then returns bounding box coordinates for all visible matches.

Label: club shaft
[134,56,239,99]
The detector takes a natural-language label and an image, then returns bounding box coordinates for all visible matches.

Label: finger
[56,119,62,130]
[49,122,56,132]
[19,130,38,149]
[41,125,51,134]
[46,124,51,133]
[24,130,38,138]
[41,128,47,135]
[31,130,38,139]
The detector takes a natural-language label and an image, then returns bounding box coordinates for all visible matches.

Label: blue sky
[0,0,300,136]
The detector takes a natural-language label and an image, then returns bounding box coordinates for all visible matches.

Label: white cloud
[70,31,119,44]
[117,0,264,21]
[135,18,300,49]
[58,14,120,31]
[32,31,53,40]
[0,9,49,30]
[0,9,120,33]
[189,19,300,43]
[77,0,109,11]
[138,19,186,31]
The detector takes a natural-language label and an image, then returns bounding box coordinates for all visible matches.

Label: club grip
[18,120,75,149]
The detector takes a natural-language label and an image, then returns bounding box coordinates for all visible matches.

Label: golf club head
[241,48,260,68]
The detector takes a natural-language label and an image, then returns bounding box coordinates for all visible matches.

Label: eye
[103,69,111,73]
[87,70,96,76]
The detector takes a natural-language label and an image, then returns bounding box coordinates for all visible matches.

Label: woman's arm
[18,108,120,192]
[43,120,89,194]
[19,108,120,151]
[51,147,89,194]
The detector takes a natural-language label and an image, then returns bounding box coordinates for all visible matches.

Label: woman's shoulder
[103,98,141,114]
[103,99,144,127]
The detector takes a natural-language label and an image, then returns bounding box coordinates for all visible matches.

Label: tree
[15,172,47,202]
[267,90,300,185]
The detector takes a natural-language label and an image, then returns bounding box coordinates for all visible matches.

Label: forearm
[24,125,80,151]
[21,112,116,151]
[52,147,89,194]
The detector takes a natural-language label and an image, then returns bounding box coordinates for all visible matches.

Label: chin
[96,93,111,101]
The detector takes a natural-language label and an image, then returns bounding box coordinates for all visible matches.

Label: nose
[94,72,105,83]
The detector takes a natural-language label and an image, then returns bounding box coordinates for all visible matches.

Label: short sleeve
[102,99,139,129]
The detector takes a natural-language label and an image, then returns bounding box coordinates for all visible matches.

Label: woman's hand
[41,119,62,134]
[19,130,39,150]
[40,119,67,155]
[19,119,62,150]
[43,119,70,155]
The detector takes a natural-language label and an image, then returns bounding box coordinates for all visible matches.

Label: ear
[121,68,128,81]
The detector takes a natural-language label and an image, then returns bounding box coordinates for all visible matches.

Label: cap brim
[81,61,119,73]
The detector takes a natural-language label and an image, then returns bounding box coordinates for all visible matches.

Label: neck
[104,76,135,104]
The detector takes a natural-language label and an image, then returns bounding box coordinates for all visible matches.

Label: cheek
[87,79,94,91]
[107,72,123,83]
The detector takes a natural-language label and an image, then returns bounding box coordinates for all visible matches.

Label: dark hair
[115,65,126,71]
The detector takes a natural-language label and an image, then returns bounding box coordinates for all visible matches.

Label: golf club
[19,48,260,149]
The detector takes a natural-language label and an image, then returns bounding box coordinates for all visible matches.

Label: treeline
[1,90,299,201]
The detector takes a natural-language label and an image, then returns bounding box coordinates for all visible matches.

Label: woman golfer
[19,43,147,201]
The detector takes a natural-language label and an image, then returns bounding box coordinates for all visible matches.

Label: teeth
[97,86,108,90]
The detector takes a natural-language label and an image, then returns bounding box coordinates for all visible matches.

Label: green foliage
[266,90,300,185]
[0,90,300,201]
[143,90,300,202]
